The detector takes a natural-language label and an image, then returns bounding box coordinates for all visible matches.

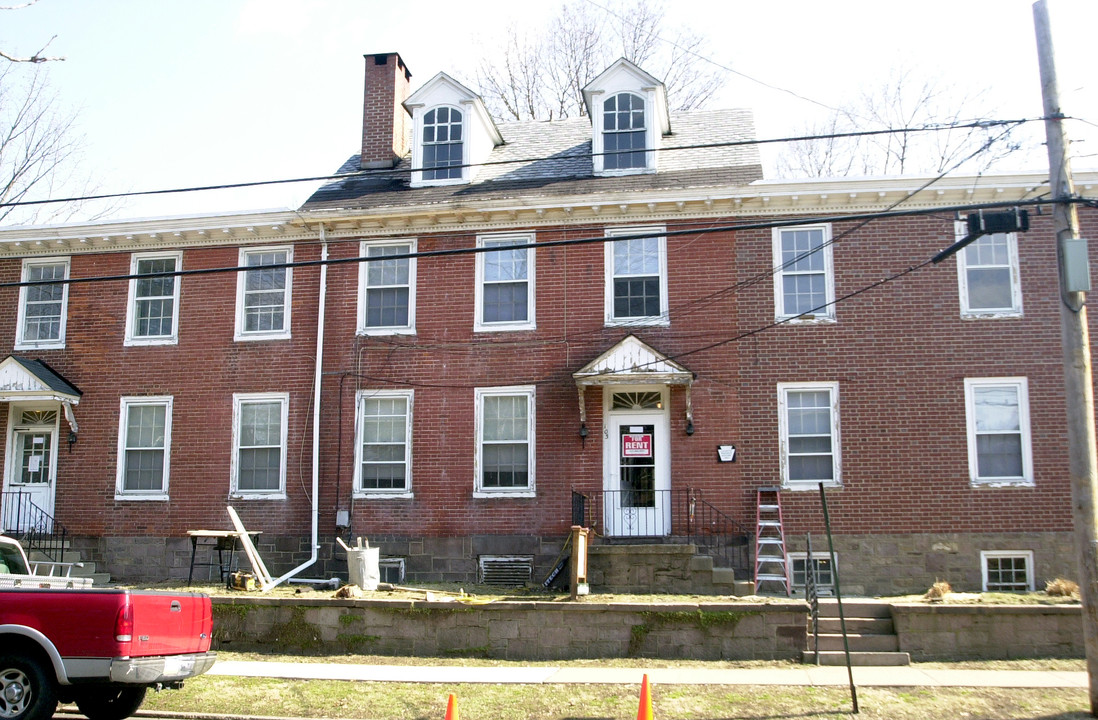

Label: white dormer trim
[404,72,503,188]
[583,58,670,177]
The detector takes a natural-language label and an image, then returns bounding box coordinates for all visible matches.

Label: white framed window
[956,223,1023,318]
[778,382,840,489]
[125,251,181,346]
[358,240,416,335]
[981,550,1034,592]
[355,389,413,498]
[115,396,172,500]
[474,385,535,498]
[231,393,288,499]
[964,378,1033,486]
[601,92,647,172]
[789,552,835,596]
[604,226,668,326]
[773,225,835,322]
[421,105,464,183]
[475,233,535,331]
[235,247,292,341]
[15,257,69,350]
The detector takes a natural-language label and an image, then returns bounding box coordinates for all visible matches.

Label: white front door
[603,389,671,537]
[2,407,59,533]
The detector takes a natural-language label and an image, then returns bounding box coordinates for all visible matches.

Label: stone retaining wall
[211,597,808,661]
[892,604,1083,660]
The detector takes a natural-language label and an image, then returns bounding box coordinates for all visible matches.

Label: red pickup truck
[0,585,216,720]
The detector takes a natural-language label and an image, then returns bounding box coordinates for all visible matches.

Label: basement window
[789,552,834,596]
[981,550,1033,592]
[478,555,532,586]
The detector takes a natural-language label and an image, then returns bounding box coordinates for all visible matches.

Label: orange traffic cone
[444,693,459,720]
[637,673,653,720]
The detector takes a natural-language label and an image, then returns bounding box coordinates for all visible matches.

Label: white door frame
[602,385,671,537]
[2,403,60,532]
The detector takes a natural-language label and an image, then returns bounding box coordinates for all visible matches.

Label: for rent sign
[622,433,653,458]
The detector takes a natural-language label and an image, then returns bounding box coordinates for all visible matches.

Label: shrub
[1045,577,1080,598]
[924,580,952,602]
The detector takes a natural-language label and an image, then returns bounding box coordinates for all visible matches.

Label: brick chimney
[360,52,412,169]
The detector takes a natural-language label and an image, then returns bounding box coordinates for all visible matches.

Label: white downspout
[267,226,327,590]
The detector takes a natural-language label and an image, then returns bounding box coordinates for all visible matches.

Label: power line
[580,0,843,115]
[3,196,1085,289]
[0,117,1041,210]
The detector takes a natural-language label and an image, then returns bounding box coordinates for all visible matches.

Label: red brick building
[0,52,1094,595]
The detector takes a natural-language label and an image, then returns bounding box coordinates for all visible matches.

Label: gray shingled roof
[8,356,82,398]
[301,108,763,212]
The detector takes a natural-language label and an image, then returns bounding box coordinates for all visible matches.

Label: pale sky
[2,0,1096,225]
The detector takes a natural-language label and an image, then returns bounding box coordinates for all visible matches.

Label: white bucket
[347,546,380,591]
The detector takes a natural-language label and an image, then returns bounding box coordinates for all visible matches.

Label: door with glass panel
[603,390,670,537]
[2,409,58,532]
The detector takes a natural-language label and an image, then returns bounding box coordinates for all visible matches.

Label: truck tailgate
[129,591,213,656]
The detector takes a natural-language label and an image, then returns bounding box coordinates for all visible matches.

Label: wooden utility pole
[1034,1,1098,713]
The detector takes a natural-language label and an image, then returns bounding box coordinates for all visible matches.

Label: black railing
[571,487,751,576]
[0,490,68,563]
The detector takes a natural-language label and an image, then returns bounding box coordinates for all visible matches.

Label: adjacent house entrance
[0,355,83,534]
[3,407,59,532]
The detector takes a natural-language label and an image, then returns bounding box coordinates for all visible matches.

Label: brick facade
[0,52,1094,596]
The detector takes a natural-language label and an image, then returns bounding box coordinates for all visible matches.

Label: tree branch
[0,35,65,64]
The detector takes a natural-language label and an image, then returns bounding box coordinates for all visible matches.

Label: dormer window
[422,106,463,181]
[582,58,669,177]
[405,72,503,188]
[603,93,646,171]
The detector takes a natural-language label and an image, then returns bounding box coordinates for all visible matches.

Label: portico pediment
[572,335,693,387]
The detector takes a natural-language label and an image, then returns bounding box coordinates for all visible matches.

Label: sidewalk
[207,660,1088,689]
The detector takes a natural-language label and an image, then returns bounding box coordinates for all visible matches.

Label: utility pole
[1033,1,1098,714]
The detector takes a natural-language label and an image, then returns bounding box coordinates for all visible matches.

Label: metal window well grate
[478,555,533,586]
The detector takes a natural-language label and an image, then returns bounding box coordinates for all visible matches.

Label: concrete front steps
[26,544,111,586]
[801,598,911,666]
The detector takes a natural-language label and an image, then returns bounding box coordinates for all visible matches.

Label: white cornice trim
[0,209,310,256]
[1,171,1093,251]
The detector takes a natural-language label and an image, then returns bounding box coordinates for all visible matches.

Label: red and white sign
[622,433,653,458]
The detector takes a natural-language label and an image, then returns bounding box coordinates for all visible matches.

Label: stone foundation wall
[78,530,1077,596]
[784,532,1076,596]
[211,597,808,661]
[892,604,1083,660]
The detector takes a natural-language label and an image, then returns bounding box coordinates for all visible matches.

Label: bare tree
[2,2,65,64]
[775,67,1025,178]
[473,0,726,121]
[0,65,113,226]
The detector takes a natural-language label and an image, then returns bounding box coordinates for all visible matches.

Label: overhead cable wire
[0,118,1040,210]
[580,0,843,114]
[3,194,1085,292]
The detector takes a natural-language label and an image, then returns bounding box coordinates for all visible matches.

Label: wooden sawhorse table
[186,530,260,588]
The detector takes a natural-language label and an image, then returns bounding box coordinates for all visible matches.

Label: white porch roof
[572,335,694,387]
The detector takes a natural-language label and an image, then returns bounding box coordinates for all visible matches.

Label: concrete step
[28,547,111,586]
[812,632,900,652]
[816,599,892,618]
[802,650,911,666]
[817,617,895,634]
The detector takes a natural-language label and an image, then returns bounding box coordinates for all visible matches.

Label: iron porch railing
[1,490,69,563]
[572,487,751,577]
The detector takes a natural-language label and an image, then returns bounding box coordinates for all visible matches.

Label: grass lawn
[136,668,1091,720]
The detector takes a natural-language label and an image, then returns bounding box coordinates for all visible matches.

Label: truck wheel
[73,687,147,720]
[0,655,57,720]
